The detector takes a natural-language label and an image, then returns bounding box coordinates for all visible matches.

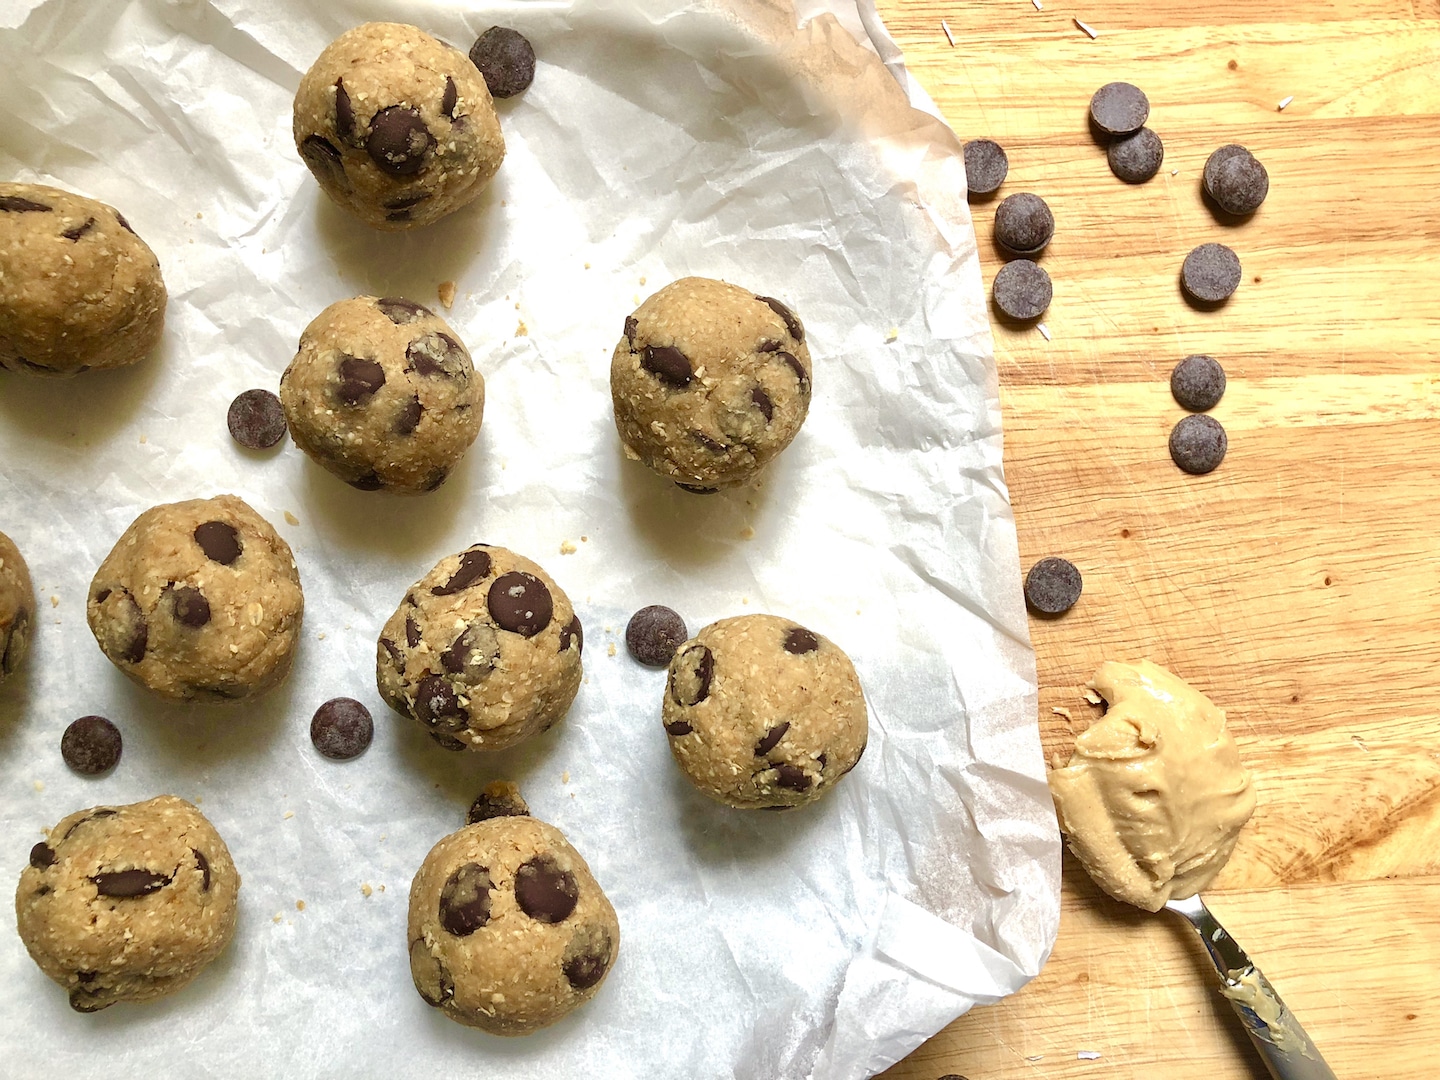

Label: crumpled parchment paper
[0,0,1060,1076]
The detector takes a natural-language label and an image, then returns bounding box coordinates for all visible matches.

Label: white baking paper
[0,0,1060,1076]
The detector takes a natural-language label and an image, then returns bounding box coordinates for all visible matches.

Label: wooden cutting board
[869,1,1440,1076]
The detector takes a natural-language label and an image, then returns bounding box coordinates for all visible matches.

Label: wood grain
[871,0,1440,1075]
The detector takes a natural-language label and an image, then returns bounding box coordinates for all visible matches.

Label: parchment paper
[0,1,1061,1076]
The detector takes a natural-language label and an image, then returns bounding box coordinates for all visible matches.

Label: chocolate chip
[29,842,56,869]
[431,732,468,751]
[963,138,1009,197]
[751,387,774,422]
[1204,144,1269,216]
[406,332,468,378]
[432,548,493,595]
[757,338,781,353]
[410,938,455,1005]
[62,217,96,241]
[366,106,435,177]
[675,483,720,495]
[993,192,1054,256]
[469,26,536,99]
[624,316,638,348]
[168,585,211,628]
[395,395,423,435]
[441,76,458,120]
[69,991,110,1013]
[61,716,122,775]
[32,885,51,895]
[441,619,500,683]
[1024,557,1082,615]
[754,722,790,756]
[784,626,819,655]
[227,389,287,449]
[92,868,170,898]
[425,468,449,492]
[64,809,117,839]
[380,637,404,671]
[348,473,385,491]
[193,848,211,890]
[626,605,688,667]
[488,572,554,636]
[692,430,727,454]
[1171,354,1226,411]
[1169,414,1228,475]
[642,344,692,387]
[117,596,148,663]
[416,674,467,728]
[336,356,386,405]
[1107,127,1164,184]
[773,763,812,791]
[559,614,583,654]
[77,970,98,984]
[386,209,411,223]
[0,195,52,213]
[1090,81,1149,135]
[1181,243,1242,304]
[664,720,694,736]
[310,697,374,760]
[334,78,354,142]
[405,614,422,648]
[300,134,347,188]
[562,926,613,990]
[757,295,804,344]
[514,855,578,923]
[114,211,134,233]
[3,608,29,674]
[668,643,714,707]
[439,862,493,936]
[193,520,242,565]
[377,297,431,324]
[992,259,1052,321]
[384,194,429,211]
[778,351,810,393]
[467,782,530,824]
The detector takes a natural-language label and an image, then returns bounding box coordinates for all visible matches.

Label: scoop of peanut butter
[1048,660,1256,911]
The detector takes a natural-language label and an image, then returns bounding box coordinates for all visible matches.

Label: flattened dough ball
[87,495,304,702]
[15,795,240,1012]
[293,22,505,230]
[408,813,618,1034]
[280,295,484,493]
[0,183,165,375]
[0,529,34,682]
[662,614,867,809]
[611,278,812,492]
[377,545,582,751]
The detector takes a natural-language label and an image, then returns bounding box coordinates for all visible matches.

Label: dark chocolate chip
[61,716,122,775]
[562,925,613,990]
[380,637,404,671]
[386,210,412,223]
[778,351,810,392]
[514,854,578,923]
[383,194,429,211]
[227,389,287,449]
[488,572,554,636]
[410,939,455,1006]
[692,430,727,454]
[563,947,611,990]
[33,886,51,895]
[1204,144,1269,216]
[675,483,720,495]
[664,720,694,737]
[1181,242,1242,304]
[784,626,819,655]
[466,784,530,824]
[1107,127,1164,184]
[642,344,693,387]
[439,862,493,936]
[442,76,458,120]
[431,732,468,751]
[1169,414,1228,475]
[94,589,111,604]
[432,548,493,595]
[559,614,583,654]
[1090,81,1150,135]
[424,468,450,492]
[440,618,500,683]
[817,753,827,769]
[62,217,96,241]
[963,138,1009,196]
[754,722,790,756]
[0,195,51,213]
[992,259,1052,321]
[336,355,386,405]
[624,315,638,348]
[69,991,111,1013]
[118,596,148,663]
[774,763,812,791]
[406,332,468,378]
[405,615,422,648]
[3,607,28,674]
[416,674,467,728]
[194,520,242,565]
[469,26,537,99]
[92,868,170,898]
[395,395,423,435]
[29,842,56,869]
[310,697,374,760]
[377,297,431,324]
[300,134,347,188]
[64,809,117,839]
[1024,557,1082,616]
[626,605,688,667]
[193,848,211,890]
[366,106,435,177]
[348,472,385,491]
[168,585,211,628]
[757,295,805,344]
[757,338,781,353]
[334,78,354,142]
[77,970,98,984]
[1171,354,1226,411]
[993,192,1054,256]
[668,643,714,707]
[114,211,134,233]
[751,387,774,422]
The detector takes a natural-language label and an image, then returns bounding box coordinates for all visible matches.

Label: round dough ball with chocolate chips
[662,614,867,809]
[611,277,813,492]
[280,295,484,494]
[376,544,582,751]
[86,495,304,702]
[293,22,505,230]
[15,795,240,1013]
[0,183,165,375]
[0,529,35,682]
[408,812,618,1035]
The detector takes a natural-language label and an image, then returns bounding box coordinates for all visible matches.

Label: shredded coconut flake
[1074,17,1098,38]
[1277,95,1294,111]
[941,20,955,47]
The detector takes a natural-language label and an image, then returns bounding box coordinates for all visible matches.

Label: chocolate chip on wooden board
[1180,243,1242,305]
[1203,144,1269,216]
[993,192,1054,256]
[61,716,122,775]
[1024,557,1082,616]
[1169,414,1228,474]
[1170,354,1226,411]
[469,27,536,99]
[625,605,688,667]
[963,139,1009,197]
[1089,81,1150,135]
[310,697,374,760]
[992,259,1052,321]
[1107,127,1164,183]
[227,389,287,449]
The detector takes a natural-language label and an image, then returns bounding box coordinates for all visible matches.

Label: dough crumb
[1052,706,1073,719]
[284,510,300,526]
[885,327,898,343]
[283,810,294,819]
[139,433,148,444]
[272,913,283,924]
[49,595,58,608]
[559,540,577,555]
[32,780,44,792]
[741,597,750,605]
[379,884,386,893]
[580,535,589,543]
[639,276,647,285]
[438,280,457,309]
[361,883,373,898]
[606,642,617,657]
[515,320,528,336]
[739,526,755,540]
[1081,687,1103,705]
[296,900,306,911]
[584,262,591,270]
[317,632,326,640]
[562,770,571,784]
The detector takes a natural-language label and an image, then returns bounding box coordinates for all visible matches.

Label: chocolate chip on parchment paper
[61,716,122,775]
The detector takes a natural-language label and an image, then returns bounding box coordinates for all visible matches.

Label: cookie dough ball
[408,811,618,1034]
[377,545,581,751]
[662,614,866,808]
[0,183,165,375]
[15,795,240,1012]
[87,495,304,702]
[611,278,813,492]
[0,529,34,682]
[293,22,505,231]
[280,295,485,494]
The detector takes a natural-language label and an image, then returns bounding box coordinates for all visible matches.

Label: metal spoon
[1165,894,1338,1080]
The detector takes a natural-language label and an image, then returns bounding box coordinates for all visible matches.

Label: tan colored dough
[0,182,166,374]
[86,495,304,702]
[376,544,581,751]
[0,529,34,682]
[293,22,505,230]
[662,613,867,808]
[408,813,618,1035]
[610,277,812,491]
[15,795,240,1012]
[279,295,483,494]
